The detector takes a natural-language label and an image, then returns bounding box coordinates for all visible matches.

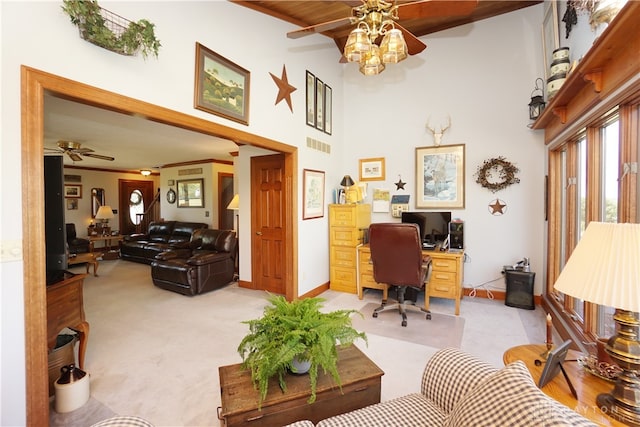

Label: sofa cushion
[316,393,444,427]
[148,221,176,242]
[444,361,596,427]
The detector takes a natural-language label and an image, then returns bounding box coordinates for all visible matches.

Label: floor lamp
[554,222,640,425]
[227,194,239,280]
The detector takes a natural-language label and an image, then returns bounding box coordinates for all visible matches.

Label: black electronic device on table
[401,211,451,249]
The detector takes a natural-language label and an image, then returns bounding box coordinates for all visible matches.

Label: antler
[425,115,452,146]
[440,115,451,135]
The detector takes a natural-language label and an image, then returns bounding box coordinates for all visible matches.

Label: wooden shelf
[532,2,640,142]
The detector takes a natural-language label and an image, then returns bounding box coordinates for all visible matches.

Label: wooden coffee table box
[218,345,384,427]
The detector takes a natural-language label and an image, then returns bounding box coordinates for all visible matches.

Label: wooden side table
[503,344,626,426]
[218,345,383,426]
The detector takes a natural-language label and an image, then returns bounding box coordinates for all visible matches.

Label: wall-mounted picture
[359,157,386,181]
[194,42,250,125]
[303,169,325,220]
[64,184,82,198]
[66,198,78,210]
[315,77,324,132]
[415,144,465,209]
[542,1,559,79]
[306,70,316,127]
[177,178,204,208]
[324,84,332,135]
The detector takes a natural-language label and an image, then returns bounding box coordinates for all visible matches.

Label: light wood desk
[504,344,626,426]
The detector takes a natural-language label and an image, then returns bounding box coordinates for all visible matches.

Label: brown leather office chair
[369,223,432,327]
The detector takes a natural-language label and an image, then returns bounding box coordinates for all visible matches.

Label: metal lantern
[529,78,546,120]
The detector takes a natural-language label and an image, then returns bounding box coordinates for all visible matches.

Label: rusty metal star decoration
[395,177,406,190]
[489,199,507,215]
[269,65,297,113]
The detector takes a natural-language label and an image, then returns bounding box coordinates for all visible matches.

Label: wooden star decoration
[489,199,507,215]
[395,177,406,190]
[269,65,297,113]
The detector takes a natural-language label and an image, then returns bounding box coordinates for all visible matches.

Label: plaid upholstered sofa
[287,347,595,427]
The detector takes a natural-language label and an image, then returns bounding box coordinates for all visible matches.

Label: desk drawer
[330,228,363,246]
[431,271,455,283]
[331,267,357,293]
[428,282,457,298]
[431,258,458,273]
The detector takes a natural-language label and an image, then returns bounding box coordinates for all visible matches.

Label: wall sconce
[528,78,546,120]
[140,169,152,176]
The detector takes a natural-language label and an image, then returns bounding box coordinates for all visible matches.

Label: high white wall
[1,1,549,424]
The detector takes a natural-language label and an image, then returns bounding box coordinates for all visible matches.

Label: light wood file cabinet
[329,204,371,294]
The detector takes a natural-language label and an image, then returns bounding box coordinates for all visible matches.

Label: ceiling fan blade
[73,147,94,154]
[67,152,83,162]
[287,16,354,39]
[83,153,115,161]
[395,22,427,55]
[396,0,478,20]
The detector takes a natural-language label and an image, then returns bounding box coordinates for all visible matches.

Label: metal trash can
[505,270,536,310]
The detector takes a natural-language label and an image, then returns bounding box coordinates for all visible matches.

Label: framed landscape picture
[303,169,325,220]
[177,178,204,208]
[359,157,385,181]
[415,144,465,209]
[194,42,250,125]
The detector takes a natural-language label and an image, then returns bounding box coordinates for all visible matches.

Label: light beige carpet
[351,303,465,349]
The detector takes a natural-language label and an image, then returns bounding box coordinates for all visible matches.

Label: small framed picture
[324,84,332,135]
[66,198,78,210]
[359,157,386,181]
[303,169,325,220]
[315,77,324,131]
[306,71,316,127]
[167,179,175,186]
[64,184,82,198]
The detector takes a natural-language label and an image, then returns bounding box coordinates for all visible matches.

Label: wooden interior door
[219,172,234,230]
[250,154,287,294]
[118,180,155,235]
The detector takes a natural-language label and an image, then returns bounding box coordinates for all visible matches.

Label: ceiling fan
[287,0,478,74]
[45,140,115,162]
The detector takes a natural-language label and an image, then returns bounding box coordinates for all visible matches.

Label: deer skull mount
[426,116,451,146]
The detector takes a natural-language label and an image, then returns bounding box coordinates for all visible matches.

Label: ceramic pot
[552,47,570,61]
[547,73,567,100]
[290,356,311,374]
[550,58,570,76]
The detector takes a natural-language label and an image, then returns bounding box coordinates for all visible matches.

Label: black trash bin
[504,270,536,310]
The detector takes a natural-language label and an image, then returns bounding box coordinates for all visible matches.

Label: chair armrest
[187,251,228,266]
[123,233,148,242]
[154,250,187,261]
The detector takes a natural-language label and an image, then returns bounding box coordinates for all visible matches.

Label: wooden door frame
[218,172,234,230]
[21,66,298,425]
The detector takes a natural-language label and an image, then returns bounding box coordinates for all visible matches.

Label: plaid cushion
[445,361,597,427]
[90,416,154,427]
[421,347,497,414]
[284,421,315,427]
[316,393,444,427]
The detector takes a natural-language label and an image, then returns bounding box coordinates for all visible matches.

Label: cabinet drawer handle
[354,386,369,392]
[246,414,264,422]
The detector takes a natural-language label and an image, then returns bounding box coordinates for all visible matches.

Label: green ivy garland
[475,157,520,193]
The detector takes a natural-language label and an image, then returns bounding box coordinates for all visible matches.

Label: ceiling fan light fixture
[344,27,372,62]
[380,28,407,63]
[359,44,385,76]
[140,169,152,176]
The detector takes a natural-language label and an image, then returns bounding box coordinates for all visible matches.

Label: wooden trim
[161,158,233,168]
[22,66,297,425]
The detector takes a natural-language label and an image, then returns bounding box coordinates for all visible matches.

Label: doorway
[118,180,155,235]
[21,66,297,425]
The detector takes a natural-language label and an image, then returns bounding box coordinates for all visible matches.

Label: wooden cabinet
[427,251,464,315]
[329,204,371,294]
[357,245,464,315]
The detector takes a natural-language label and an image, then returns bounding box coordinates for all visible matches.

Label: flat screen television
[44,156,68,285]
[401,211,451,246]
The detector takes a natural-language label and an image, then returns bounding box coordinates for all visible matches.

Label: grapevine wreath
[475,156,520,193]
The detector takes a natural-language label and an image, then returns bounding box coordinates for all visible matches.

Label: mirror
[91,188,105,218]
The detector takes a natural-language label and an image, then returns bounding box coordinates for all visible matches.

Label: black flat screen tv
[44,156,68,285]
[401,211,451,245]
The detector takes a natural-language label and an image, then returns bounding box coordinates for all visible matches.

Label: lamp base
[597,392,640,426]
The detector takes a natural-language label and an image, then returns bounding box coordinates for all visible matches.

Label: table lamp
[553,222,640,425]
[340,175,355,204]
[226,194,239,232]
[94,205,114,236]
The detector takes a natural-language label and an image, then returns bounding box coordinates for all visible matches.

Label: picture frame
[194,42,250,125]
[167,179,175,186]
[302,169,325,220]
[359,157,386,181]
[415,144,465,209]
[64,184,82,198]
[324,84,332,135]
[66,198,78,210]
[541,1,559,79]
[177,178,204,208]
[538,340,574,395]
[306,71,316,127]
[315,77,324,131]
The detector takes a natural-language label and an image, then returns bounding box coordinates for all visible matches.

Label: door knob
[256,231,263,235]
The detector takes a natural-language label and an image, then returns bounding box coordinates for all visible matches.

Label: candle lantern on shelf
[528,78,546,120]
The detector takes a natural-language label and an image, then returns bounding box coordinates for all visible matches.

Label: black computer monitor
[401,211,451,245]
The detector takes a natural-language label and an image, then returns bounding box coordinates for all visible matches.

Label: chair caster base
[426,313,432,320]
[401,319,407,327]
[373,312,378,318]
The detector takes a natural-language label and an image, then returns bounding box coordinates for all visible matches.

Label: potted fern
[237,294,367,407]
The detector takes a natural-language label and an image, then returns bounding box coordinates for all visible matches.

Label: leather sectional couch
[119,221,208,264]
[150,228,238,296]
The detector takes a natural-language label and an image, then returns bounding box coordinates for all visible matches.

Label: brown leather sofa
[120,221,208,264]
[150,228,238,296]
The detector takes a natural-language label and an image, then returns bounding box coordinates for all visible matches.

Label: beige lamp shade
[227,194,239,210]
[553,222,640,312]
[94,205,114,220]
